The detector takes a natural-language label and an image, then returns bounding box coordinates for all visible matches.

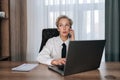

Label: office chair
[39,28,59,52]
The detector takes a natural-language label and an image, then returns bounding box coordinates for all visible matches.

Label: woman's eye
[59,24,63,27]
[66,24,70,27]
[66,25,69,26]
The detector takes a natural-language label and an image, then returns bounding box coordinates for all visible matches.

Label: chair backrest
[39,28,59,52]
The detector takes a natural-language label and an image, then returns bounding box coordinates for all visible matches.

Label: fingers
[59,58,66,65]
[51,58,66,66]
[69,29,75,41]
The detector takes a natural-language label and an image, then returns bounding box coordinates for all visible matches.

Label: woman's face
[57,18,71,37]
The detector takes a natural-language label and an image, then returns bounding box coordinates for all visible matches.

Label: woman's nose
[63,26,66,29]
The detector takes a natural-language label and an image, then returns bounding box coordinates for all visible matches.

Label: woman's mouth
[63,31,67,34]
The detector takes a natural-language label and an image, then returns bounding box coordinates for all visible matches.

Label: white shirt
[37,36,70,65]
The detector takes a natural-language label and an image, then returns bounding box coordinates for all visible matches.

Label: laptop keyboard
[56,65,64,71]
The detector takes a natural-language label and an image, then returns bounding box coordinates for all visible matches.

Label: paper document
[12,63,38,72]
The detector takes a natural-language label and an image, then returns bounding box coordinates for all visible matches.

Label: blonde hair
[56,15,73,28]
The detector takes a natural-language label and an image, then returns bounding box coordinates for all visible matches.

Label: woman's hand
[51,58,66,66]
[69,29,75,41]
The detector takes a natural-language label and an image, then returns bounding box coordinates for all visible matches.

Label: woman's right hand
[69,29,75,41]
[51,58,66,65]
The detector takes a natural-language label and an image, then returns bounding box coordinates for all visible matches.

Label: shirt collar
[58,36,70,46]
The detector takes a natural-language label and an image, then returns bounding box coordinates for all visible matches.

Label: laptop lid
[64,40,106,76]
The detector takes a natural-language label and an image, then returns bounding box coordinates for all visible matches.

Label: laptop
[48,40,106,76]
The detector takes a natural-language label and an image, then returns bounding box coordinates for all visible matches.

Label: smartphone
[68,33,71,38]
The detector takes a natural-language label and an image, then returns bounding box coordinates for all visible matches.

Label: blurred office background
[5,0,119,62]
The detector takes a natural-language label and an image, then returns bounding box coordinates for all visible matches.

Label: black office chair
[39,28,59,52]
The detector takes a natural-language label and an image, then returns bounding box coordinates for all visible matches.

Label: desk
[0,61,120,80]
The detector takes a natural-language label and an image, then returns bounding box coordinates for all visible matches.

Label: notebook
[48,40,106,76]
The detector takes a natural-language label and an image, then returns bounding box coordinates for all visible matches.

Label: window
[43,0,105,40]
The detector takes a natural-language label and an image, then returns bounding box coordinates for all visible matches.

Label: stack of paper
[12,63,38,72]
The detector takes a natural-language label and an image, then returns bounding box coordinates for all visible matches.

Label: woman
[37,15,75,66]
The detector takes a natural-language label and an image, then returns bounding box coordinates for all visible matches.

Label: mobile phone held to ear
[68,33,71,38]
